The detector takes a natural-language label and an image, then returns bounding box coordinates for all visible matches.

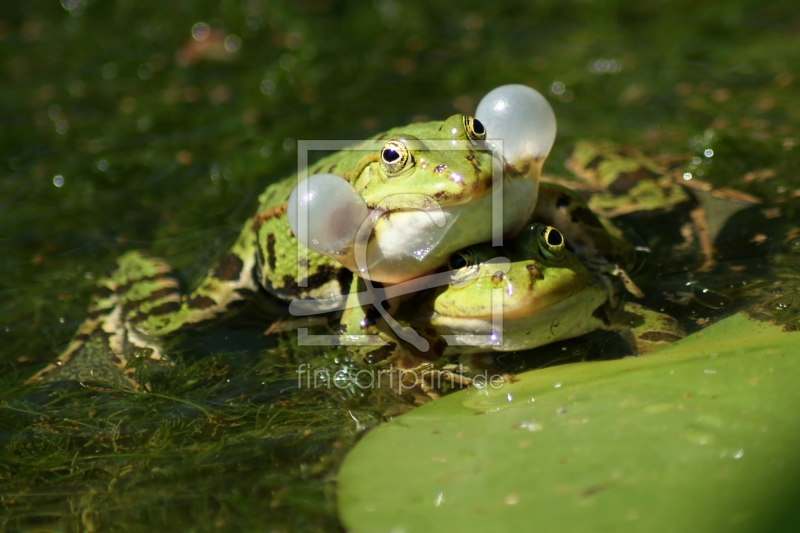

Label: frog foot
[611,302,686,355]
[26,251,179,389]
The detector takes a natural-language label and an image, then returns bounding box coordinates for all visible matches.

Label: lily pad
[337,313,800,532]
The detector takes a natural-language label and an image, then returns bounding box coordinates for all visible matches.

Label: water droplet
[224,35,242,52]
[733,448,744,460]
[434,492,444,507]
[101,62,117,80]
[551,81,565,95]
[137,63,152,80]
[191,22,210,41]
[704,149,714,157]
[260,78,276,95]
[53,175,65,187]
[683,172,693,180]
[515,420,542,432]
[554,382,562,388]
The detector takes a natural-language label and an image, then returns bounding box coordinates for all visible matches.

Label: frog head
[288,85,557,284]
[349,114,493,207]
[414,224,608,354]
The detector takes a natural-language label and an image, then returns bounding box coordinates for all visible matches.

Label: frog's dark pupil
[547,229,563,247]
[383,149,400,163]
[450,254,468,269]
[472,119,485,135]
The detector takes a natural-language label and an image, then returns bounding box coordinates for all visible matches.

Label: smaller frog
[412,224,685,359]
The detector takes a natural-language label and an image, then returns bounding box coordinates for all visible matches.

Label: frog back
[252,176,353,303]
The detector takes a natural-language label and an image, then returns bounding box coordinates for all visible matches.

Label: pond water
[2,0,800,531]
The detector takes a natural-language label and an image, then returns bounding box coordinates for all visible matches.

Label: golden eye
[538,225,565,260]
[448,249,475,270]
[380,140,412,176]
[464,116,487,141]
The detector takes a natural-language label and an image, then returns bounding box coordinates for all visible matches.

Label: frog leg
[27,230,259,387]
[337,281,486,401]
[606,301,686,355]
[25,251,181,387]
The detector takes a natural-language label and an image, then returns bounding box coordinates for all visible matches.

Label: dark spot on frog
[375,133,387,140]
[85,308,109,320]
[556,194,571,208]
[336,268,354,295]
[291,264,351,291]
[433,190,450,201]
[148,301,181,315]
[363,306,381,328]
[639,331,683,343]
[187,295,217,309]
[251,204,287,232]
[215,253,244,281]
[281,274,298,291]
[363,345,393,364]
[592,306,612,327]
[492,271,504,282]
[146,287,176,301]
[266,233,277,270]
[434,164,446,173]
[466,154,482,173]
[116,271,172,295]
[432,338,448,357]
[328,164,337,173]
[586,155,604,170]
[572,206,604,228]
[610,167,659,195]
[526,264,543,279]
[93,286,115,299]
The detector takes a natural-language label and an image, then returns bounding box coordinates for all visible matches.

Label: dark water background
[2,0,800,531]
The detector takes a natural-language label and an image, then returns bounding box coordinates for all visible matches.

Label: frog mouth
[420,277,608,353]
[345,177,539,283]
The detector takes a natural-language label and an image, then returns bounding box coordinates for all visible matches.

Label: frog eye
[463,116,487,141]
[380,140,413,176]
[538,225,566,261]
[448,249,476,270]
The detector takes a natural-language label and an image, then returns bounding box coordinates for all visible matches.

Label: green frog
[560,139,761,272]
[412,223,684,359]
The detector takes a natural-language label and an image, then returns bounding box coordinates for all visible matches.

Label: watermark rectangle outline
[295,139,505,348]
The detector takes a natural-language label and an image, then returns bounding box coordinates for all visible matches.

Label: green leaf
[338,313,800,533]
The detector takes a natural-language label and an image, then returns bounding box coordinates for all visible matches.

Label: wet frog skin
[412,223,685,358]
[562,139,761,272]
